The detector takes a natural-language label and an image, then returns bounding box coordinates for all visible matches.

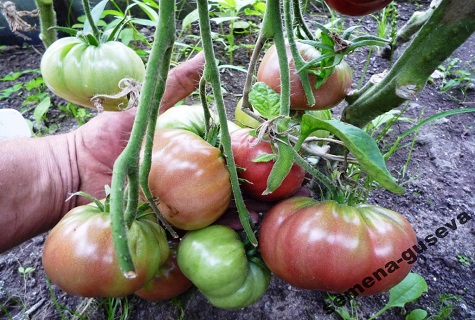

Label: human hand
[68,53,205,206]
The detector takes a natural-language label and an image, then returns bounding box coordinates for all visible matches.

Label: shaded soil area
[1,1,474,319]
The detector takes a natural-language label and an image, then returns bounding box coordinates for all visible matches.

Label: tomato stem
[110,0,177,275]
[283,0,316,108]
[196,0,257,245]
[81,0,101,42]
[34,0,57,48]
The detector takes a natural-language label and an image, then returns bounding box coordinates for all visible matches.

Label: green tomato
[41,37,145,111]
[156,104,240,137]
[177,225,271,309]
[234,98,261,129]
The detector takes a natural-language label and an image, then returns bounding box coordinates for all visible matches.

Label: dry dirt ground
[1,1,474,319]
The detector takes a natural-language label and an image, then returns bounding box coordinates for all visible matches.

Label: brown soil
[1,1,474,319]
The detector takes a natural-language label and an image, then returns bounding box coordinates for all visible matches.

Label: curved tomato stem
[110,0,177,276]
[196,0,257,246]
[81,0,101,42]
[241,32,266,113]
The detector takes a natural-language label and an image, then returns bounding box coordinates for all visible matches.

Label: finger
[160,52,205,113]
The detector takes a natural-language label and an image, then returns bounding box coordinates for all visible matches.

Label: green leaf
[33,97,51,124]
[248,82,280,119]
[264,139,294,195]
[252,153,277,163]
[182,8,200,31]
[83,0,109,34]
[387,273,428,308]
[370,273,428,320]
[405,309,428,320]
[300,115,405,194]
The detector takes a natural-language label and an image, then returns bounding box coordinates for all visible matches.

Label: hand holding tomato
[0,53,204,253]
[70,53,205,207]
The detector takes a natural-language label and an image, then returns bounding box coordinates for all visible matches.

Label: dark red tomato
[259,197,417,296]
[257,42,352,110]
[324,0,393,16]
[135,246,193,301]
[146,128,232,230]
[231,128,305,202]
[42,202,169,298]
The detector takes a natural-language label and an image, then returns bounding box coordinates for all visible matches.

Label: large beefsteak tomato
[42,202,169,297]
[259,197,418,296]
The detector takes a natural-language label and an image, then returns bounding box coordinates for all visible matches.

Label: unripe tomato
[146,129,232,230]
[231,128,306,202]
[259,197,418,296]
[156,104,240,137]
[257,42,352,110]
[177,225,271,309]
[41,37,145,111]
[234,98,262,129]
[42,202,169,298]
[324,0,393,16]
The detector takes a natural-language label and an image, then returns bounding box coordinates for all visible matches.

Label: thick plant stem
[110,0,176,275]
[262,0,291,118]
[342,0,475,128]
[34,0,57,47]
[196,0,257,245]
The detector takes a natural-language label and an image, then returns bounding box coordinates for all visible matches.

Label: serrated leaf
[300,115,405,194]
[248,82,280,119]
[252,153,277,163]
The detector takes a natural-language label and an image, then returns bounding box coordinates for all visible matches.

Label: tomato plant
[324,0,394,16]
[259,197,417,296]
[231,128,306,202]
[177,225,271,309]
[40,37,145,111]
[135,243,193,301]
[145,128,232,230]
[42,201,169,298]
[257,42,353,110]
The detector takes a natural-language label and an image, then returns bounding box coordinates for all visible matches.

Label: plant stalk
[34,0,57,47]
[196,0,257,245]
[110,0,176,275]
[342,0,475,128]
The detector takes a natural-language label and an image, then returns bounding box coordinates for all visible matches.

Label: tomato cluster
[41,35,417,309]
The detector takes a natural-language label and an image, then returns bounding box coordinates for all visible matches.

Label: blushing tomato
[42,202,169,298]
[177,225,271,309]
[259,197,417,296]
[324,0,393,16]
[257,42,352,110]
[231,128,306,202]
[145,128,231,230]
[135,244,193,301]
[41,37,145,111]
